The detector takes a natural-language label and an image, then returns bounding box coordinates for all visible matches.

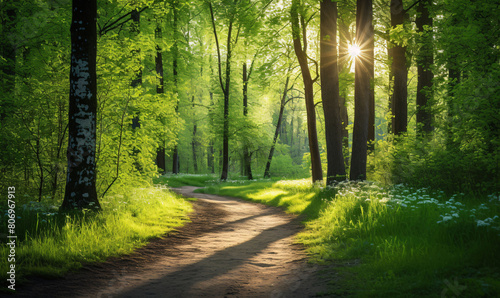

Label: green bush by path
[0,184,192,287]
[202,179,500,297]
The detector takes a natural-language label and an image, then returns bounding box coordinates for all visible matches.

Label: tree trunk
[416,0,434,134]
[264,76,290,178]
[61,0,100,211]
[209,2,234,181]
[390,0,407,135]
[155,25,166,173]
[320,0,346,184]
[172,0,180,174]
[291,0,323,183]
[191,96,198,173]
[350,0,373,181]
[242,63,253,179]
[130,9,142,129]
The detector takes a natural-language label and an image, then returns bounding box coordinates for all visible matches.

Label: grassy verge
[200,178,500,297]
[0,184,192,289]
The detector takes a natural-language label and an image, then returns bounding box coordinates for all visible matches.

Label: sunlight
[348,43,361,58]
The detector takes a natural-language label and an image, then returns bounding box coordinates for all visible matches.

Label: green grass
[154,173,219,188]
[200,178,500,297]
[0,184,192,288]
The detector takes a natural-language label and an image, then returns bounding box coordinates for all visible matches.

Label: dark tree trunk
[291,0,323,183]
[209,2,234,181]
[208,140,215,174]
[320,0,346,184]
[208,92,215,174]
[172,0,180,174]
[191,96,198,173]
[155,25,166,173]
[242,63,253,179]
[220,21,233,181]
[416,0,434,134]
[130,9,142,129]
[390,0,408,135]
[61,0,100,211]
[264,76,290,178]
[350,0,373,181]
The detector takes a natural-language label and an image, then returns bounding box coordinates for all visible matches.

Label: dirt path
[17,186,328,297]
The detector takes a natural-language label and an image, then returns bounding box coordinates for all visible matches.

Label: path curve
[18,186,327,297]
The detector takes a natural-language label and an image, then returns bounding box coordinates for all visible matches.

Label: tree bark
[320,0,346,184]
[350,0,373,181]
[416,0,434,134]
[291,0,323,183]
[61,0,100,211]
[390,0,408,135]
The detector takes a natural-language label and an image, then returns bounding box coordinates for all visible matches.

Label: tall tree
[61,0,100,210]
[290,0,323,183]
[155,25,166,173]
[209,1,238,181]
[390,0,407,135]
[242,62,253,179]
[350,0,373,181]
[172,0,180,174]
[416,0,433,134]
[320,0,346,183]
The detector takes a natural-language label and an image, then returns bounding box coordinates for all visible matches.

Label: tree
[172,0,180,174]
[61,0,100,210]
[155,24,167,173]
[320,0,346,183]
[242,62,253,179]
[350,0,373,181]
[209,0,239,181]
[264,73,291,178]
[416,0,433,134]
[290,0,323,183]
[390,0,407,135]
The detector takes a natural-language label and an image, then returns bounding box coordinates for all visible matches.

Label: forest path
[19,186,328,298]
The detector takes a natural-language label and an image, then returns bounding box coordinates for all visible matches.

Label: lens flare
[348,43,361,58]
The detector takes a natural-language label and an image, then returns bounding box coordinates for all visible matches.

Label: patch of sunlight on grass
[248,189,288,202]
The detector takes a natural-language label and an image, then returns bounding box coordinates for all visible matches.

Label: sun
[348,43,361,58]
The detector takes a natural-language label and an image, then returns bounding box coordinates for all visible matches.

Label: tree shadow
[118,220,301,297]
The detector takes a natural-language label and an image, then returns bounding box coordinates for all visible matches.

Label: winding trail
[19,186,327,297]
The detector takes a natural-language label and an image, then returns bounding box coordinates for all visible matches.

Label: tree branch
[208,2,226,94]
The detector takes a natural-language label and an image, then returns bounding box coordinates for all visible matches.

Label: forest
[0,0,499,296]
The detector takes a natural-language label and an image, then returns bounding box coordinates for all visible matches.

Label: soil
[15,186,329,297]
